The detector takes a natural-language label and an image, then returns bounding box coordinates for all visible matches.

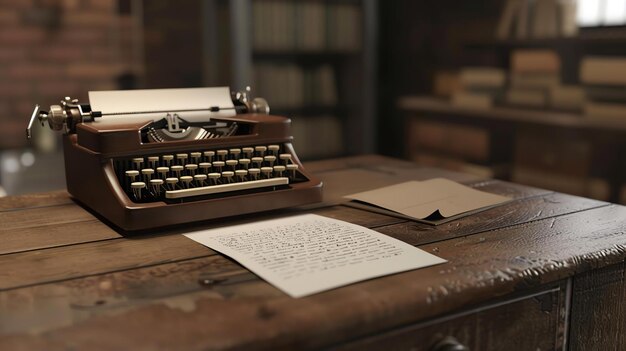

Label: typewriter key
[264,155,276,167]
[268,145,280,155]
[212,161,225,173]
[131,182,146,201]
[180,176,193,188]
[141,168,155,182]
[157,167,169,179]
[242,147,254,158]
[248,168,260,180]
[176,153,188,165]
[286,164,298,178]
[279,153,292,165]
[255,146,267,156]
[225,159,238,171]
[235,169,248,182]
[273,165,285,177]
[185,164,198,176]
[170,165,183,178]
[216,149,228,161]
[190,152,202,164]
[194,174,207,186]
[261,167,273,179]
[199,162,211,174]
[147,156,159,169]
[238,158,250,169]
[165,177,178,190]
[203,151,215,162]
[251,157,263,168]
[125,170,139,182]
[208,172,220,184]
[162,155,174,166]
[221,171,234,183]
[150,179,164,196]
[229,148,241,159]
[132,158,143,170]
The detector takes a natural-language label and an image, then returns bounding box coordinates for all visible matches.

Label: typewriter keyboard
[114,144,305,202]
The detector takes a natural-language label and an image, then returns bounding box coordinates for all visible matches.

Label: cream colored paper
[345,178,510,223]
[184,214,446,298]
[88,86,235,123]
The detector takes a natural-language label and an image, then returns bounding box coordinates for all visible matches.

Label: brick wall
[0,0,137,149]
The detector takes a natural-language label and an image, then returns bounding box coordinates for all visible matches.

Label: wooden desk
[1,155,625,350]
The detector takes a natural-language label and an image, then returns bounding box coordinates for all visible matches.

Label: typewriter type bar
[28,86,323,231]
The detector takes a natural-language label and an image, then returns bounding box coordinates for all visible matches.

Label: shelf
[398,96,626,133]
[466,32,626,50]
[252,50,359,64]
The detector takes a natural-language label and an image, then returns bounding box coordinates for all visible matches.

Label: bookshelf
[227,0,378,160]
[399,96,626,204]
[141,0,376,160]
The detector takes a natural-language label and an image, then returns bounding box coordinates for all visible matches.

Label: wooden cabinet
[570,261,626,350]
[335,285,566,350]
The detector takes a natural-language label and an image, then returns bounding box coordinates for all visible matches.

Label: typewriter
[26,87,323,231]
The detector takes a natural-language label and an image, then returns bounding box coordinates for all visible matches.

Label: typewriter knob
[45,105,68,131]
[248,97,270,115]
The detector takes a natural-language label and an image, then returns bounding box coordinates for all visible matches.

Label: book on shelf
[511,49,560,73]
[451,92,493,110]
[297,1,326,51]
[580,57,626,86]
[509,73,560,89]
[580,56,626,121]
[496,0,578,40]
[254,64,337,108]
[509,49,560,91]
[452,67,506,109]
[515,0,530,39]
[252,1,361,52]
[496,0,522,40]
[530,0,559,39]
[506,88,547,107]
[506,49,560,108]
[459,67,506,88]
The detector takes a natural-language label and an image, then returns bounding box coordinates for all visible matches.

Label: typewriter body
[27,87,322,231]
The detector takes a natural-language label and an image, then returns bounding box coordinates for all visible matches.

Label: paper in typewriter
[344,178,511,225]
[88,86,235,122]
[184,214,446,298]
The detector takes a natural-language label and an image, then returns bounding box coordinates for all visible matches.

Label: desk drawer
[334,287,566,351]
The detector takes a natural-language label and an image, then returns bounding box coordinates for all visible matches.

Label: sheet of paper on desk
[344,178,511,225]
[184,214,446,298]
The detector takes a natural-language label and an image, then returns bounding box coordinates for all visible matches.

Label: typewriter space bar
[165,177,289,199]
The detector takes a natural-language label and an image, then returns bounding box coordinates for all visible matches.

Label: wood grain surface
[0,155,625,350]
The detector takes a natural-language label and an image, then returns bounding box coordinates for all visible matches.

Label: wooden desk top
[1,155,625,350]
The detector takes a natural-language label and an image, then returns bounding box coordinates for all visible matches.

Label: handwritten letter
[184,214,446,297]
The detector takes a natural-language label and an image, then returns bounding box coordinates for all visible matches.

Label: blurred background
[0,0,625,204]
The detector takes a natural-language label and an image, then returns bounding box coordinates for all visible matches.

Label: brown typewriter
[26,87,322,231]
